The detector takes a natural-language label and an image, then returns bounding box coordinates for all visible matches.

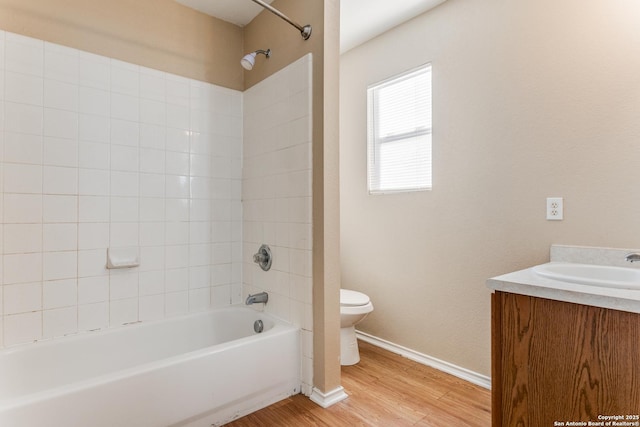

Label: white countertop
[487,264,640,314]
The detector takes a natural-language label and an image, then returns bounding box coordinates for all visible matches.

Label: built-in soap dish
[107,247,140,269]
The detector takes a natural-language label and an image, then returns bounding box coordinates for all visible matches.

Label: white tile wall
[242,54,314,395]
[0,31,312,399]
[0,30,243,348]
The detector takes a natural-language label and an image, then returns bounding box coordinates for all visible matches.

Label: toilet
[340,289,374,366]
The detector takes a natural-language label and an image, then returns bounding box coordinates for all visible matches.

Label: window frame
[366,63,433,194]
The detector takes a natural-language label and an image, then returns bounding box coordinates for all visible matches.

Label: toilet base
[340,326,360,366]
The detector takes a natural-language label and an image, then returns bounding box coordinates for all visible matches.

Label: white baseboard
[309,386,349,408]
[356,331,491,390]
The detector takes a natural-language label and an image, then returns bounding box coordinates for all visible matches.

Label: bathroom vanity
[487,246,640,427]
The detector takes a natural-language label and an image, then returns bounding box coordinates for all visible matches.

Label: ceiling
[340,0,446,53]
[174,0,274,27]
[175,0,446,53]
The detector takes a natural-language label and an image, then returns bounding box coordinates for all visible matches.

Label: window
[367,64,432,194]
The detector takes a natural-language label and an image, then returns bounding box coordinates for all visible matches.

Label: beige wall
[0,0,243,89]
[243,0,320,90]
[245,0,342,395]
[340,0,640,377]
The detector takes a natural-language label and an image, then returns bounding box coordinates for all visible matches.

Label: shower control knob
[253,244,272,271]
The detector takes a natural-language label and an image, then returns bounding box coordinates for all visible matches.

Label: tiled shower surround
[0,30,244,347]
[0,30,314,393]
[243,54,313,394]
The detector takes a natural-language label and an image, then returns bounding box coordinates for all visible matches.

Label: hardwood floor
[225,340,491,426]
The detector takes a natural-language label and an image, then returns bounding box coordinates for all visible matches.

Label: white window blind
[367,64,432,194]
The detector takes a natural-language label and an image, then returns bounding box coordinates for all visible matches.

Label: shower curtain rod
[249,0,312,40]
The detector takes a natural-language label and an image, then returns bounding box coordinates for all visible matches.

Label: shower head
[241,49,271,71]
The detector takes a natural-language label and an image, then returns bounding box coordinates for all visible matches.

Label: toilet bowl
[340,289,374,366]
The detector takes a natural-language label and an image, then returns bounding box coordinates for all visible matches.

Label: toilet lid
[340,289,370,307]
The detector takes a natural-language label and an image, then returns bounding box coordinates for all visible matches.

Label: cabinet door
[492,291,640,426]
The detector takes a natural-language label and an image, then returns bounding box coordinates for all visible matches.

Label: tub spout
[625,253,640,263]
[246,292,269,305]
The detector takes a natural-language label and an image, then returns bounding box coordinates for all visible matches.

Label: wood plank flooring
[225,340,491,426]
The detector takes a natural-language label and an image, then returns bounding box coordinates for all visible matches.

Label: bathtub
[0,307,300,427]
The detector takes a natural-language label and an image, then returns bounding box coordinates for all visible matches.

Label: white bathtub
[0,307,300,427]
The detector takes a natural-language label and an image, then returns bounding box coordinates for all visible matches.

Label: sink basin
[532,262,640,289]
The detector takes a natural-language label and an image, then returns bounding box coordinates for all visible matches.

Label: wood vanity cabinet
[491,291,640,427]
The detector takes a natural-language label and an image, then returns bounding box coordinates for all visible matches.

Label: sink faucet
[246,292,269,305]
[625,253,640,263]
